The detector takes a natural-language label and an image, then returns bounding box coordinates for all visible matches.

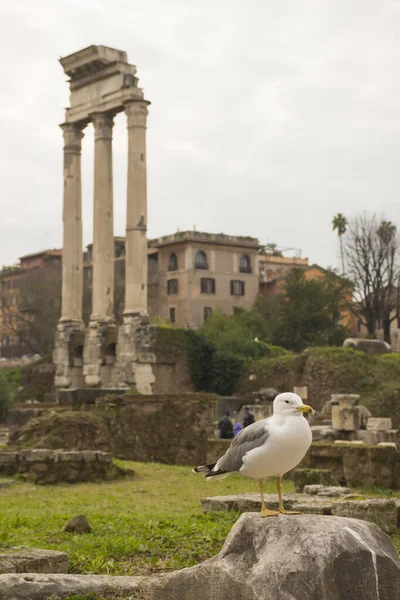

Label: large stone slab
[0,573,148,600]
[332,499,398,534]
[201,493,333,515]
[367,417,392,431]
[148,513,400,600]
[0,549,69,574]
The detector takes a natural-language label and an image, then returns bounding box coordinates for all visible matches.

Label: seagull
[194,392,314,517]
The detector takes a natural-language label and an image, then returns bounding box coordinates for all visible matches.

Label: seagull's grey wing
[215,420,270,473]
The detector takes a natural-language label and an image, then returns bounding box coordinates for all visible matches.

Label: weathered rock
[148,513,400,600]
[0,549,69,575]
[201,493,333,515]
[303,484,350,497]
[332,499,398,534]
[63,514,91,534]
[0,573,148,600]
[293,467,339,492]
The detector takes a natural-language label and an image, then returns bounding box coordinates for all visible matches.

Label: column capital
[125,101,149,129]
[60,122,85,154]
[91,112,114,140]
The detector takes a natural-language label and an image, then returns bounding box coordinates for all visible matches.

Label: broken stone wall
[0,449,126,484]
[300,442,400,489]
[97,393,217,465]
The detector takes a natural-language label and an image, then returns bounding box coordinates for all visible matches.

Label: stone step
[201,493,333,515]
[201,493,400,534]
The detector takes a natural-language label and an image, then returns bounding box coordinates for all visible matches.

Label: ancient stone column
[91,113,115,321]
[124,101,150,315]
[60,123,84,322]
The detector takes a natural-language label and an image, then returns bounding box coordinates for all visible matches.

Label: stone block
[293,468,339,492]
[367,417,392,431]
[303,485,350,497]
[331,394,360,431]
[0,573,147,600]
[19,450,55,463]
[0,453,19,477]
[0,549,69,575]
[332,499,398,534]
[377,442,397,448]
[357,430,379,445]
[334,440,364,445]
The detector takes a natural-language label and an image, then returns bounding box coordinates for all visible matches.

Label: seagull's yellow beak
[297,404,315,415]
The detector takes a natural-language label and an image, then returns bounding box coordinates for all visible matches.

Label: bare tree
[343,213,400,343]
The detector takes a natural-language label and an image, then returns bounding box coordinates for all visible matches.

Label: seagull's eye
[285,400,289,404]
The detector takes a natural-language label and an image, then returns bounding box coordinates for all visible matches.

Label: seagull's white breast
[239,415,312,479]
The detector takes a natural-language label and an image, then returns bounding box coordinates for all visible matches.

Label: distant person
[218,412,234,439]
[234,422,243,437]
[243,406,255,428]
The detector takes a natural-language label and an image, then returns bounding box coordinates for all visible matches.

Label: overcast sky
[1,0,399,270]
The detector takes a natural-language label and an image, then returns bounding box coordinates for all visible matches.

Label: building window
[167,279,179,295]
[201,278,216,294]
[195,250,208,270]
[169,307,176,323]
[168,252,178,271]
[239,255,252,273]
[204,307,212,321]
[231,280,245,296]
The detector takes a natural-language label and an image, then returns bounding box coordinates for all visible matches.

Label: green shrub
[361,383,400,429]
[185,331,244,396]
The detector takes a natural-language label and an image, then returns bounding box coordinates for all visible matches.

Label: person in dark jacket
[218,411,234,439]
[243,406,255,428]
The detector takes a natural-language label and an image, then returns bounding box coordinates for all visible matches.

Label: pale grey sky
[1,0,399,269]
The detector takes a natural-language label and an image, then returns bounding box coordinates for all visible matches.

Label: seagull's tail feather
[192,463,229,480]
[192,463,216,475]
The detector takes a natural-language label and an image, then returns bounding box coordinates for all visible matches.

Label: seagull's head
[273,392,315,417]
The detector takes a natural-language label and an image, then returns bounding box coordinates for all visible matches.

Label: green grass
[0,460,399,587]
[0,461,288,577]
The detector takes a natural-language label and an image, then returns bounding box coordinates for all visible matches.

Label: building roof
[148,230,261,249]
[19,249,62,261]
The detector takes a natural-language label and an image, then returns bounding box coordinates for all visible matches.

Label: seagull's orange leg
[259,479,279,517]
[277,476,300,515]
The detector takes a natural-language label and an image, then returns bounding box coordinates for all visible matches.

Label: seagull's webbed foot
[261,507,280,518]
[278,508,300,515]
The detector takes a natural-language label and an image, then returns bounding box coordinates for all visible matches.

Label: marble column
[91,113,115,321]
[60,123,84,322]
[124,101,149,315]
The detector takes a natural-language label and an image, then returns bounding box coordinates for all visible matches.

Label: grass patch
[0,461,291,576]
[0,461,398,580]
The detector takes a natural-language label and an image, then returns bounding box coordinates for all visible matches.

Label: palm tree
[332,213,348,274]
